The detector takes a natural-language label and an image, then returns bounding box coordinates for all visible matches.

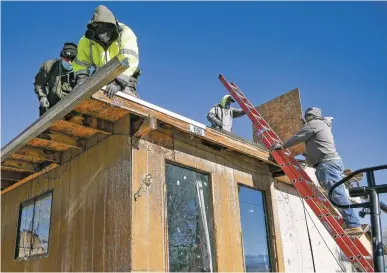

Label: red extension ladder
[218,74,374,272]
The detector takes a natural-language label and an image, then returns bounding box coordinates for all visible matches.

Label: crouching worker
[207,95,246,132]
[271,107,363,236]
[34,42,77,116]
[73,5,141,99]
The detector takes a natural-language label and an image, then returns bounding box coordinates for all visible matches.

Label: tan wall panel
[1,115,131,272]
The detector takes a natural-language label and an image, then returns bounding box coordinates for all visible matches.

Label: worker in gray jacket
[207,95,246,132]
[271,107,362,235]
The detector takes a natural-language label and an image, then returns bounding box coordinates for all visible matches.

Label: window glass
[166,163,214,272]
[238,186,271,272]
[16,202,34,259]
[31,195,52,256]
[16,192,52,259]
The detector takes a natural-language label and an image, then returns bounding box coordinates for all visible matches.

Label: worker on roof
[207,95,246,132]
[271,107,362,236]
[73,5,141,99]
[34,42,77,116]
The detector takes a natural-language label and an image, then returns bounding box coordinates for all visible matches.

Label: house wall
[274,167,353,272]
[1,115,132,272]
[1,123,286,272]
[130,130,285,272]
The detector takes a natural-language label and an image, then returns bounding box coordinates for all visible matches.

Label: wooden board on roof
[253,88,304,155]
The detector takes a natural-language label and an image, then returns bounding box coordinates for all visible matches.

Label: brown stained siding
[1,115,131,272]
[130,131,281,272]
[2,123,284,272]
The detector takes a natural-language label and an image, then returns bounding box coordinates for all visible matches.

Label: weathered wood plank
[92,136,107,272]
[28,137,81,152]
[110,115,131,271]
[74,98,129,122]
[147,147,165,271]
[131,146,150,271]
[83,136,98,272]
[216,155,234,271]
[50,120,111,138]
[46,165,63,271]
[73,151,87,271]
[12,146,60,163]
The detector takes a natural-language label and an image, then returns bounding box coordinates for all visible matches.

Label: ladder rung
[219,74,374,272]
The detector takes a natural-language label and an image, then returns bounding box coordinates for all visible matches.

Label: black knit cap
[60,42,77,58]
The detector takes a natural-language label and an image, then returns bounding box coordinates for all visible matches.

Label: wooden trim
[1,57,129,160]
[93,92,273,165]
[270,182,286,272]
[1,163,59,195]
[134,115,157,138]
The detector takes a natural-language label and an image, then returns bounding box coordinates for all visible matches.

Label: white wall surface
[275,167,354,272]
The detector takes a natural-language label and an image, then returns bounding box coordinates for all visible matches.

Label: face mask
[305,114,315,122]
[61,60,73,71]
[98,31,113,43]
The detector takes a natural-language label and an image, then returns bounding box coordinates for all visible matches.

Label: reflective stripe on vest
[119,48,139,59]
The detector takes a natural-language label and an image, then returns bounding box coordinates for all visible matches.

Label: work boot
[345,226,364,236]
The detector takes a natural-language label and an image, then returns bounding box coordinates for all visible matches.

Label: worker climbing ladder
[218,74,374,272]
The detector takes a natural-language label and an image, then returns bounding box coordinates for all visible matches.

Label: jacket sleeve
[73,37,93,80]
[116,24,139,85]
[232,108,246,118]
[207,106,222,127]
[283,123,316,148]
[34,62,49,98]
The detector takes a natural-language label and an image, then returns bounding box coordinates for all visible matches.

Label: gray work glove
[39,96,50,108]
[104,81,122,98]
[270,142,283,151]
[75,74,89,87]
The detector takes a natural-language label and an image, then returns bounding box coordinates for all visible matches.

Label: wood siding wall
[1,116,132,272]
[130,131,284,272]
[1,122,285,272]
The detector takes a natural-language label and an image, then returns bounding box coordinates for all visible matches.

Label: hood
[220,95,235,108]
[88,5,117,26]
[305,107,333,127]
[85,5,119,45]
[322,116,333,127]
[304,107,322,119]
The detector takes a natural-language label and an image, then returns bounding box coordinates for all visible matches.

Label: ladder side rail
[219,75,374,271]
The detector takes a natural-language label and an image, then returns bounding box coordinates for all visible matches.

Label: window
[166,163,214,272]
[238,185,271,272]
[15,191,53,259]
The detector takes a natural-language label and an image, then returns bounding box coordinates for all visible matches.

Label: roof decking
[1,57,275,193]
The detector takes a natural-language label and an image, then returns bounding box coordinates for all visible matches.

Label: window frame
[164,161,217,272]
[237,183,273,272]
[14,190,54,260]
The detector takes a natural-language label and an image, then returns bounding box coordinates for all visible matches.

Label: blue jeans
[315,159,361,228]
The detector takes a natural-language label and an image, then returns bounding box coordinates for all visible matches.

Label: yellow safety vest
[73,23,139,84]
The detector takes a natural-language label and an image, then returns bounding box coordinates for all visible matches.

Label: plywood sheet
[253,88,304,155]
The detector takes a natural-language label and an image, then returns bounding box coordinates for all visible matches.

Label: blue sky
[1,2,386,225]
